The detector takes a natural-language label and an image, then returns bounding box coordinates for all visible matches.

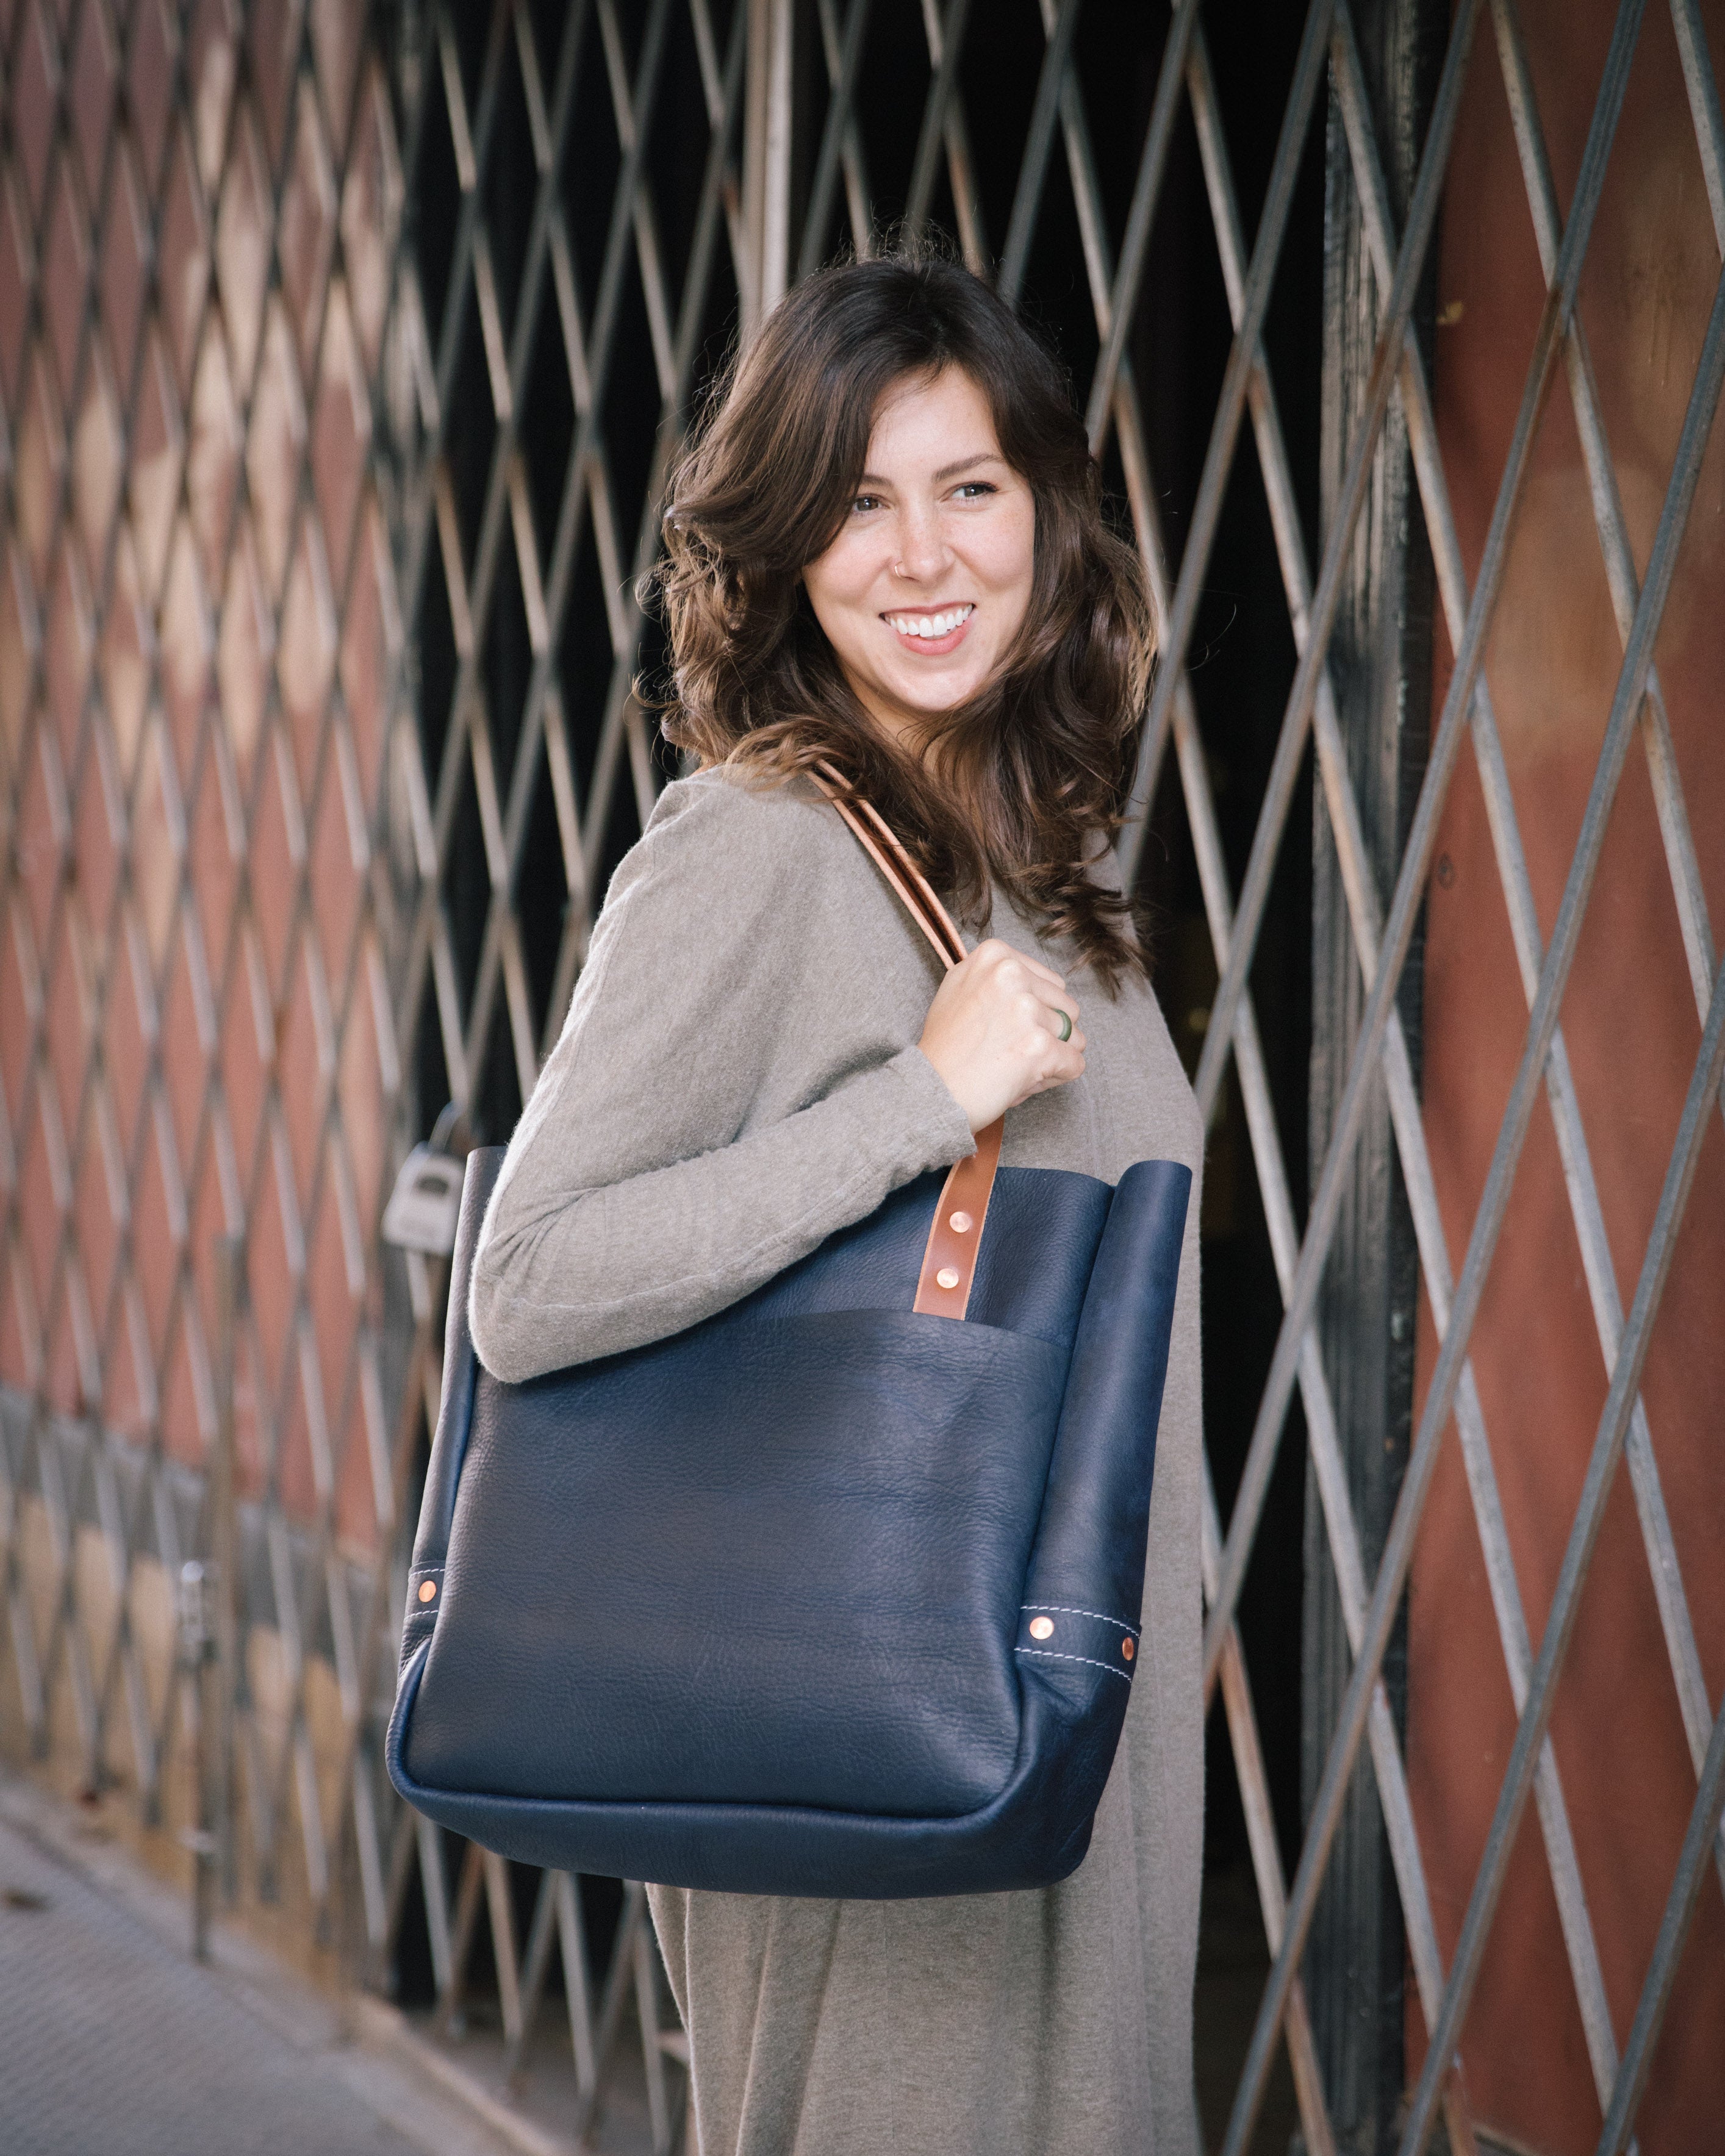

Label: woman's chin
[877,670,987,722]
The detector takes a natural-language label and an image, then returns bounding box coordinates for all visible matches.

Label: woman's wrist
[916,1034,990,1133]
[900,1042,985,1150]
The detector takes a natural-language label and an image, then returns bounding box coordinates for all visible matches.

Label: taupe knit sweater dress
[469,767,1205,2156]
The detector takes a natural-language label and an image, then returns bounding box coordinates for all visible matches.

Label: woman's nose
[892,503,952,582]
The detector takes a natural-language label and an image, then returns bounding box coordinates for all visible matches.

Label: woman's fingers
[970,941,1080,1033]
[1038,994,1079,1043]
[1028,1033,1086,1100]
[916,936,1086,1129]
[1037,1015,1086,1077]
[1005,981,1080,1051]
[1019,990,1085,1092]
[970,937,1067,997]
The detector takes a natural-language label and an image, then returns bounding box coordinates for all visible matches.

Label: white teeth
[886,604,973,639]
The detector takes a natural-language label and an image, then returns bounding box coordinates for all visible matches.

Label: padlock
[382,1105,469,1256]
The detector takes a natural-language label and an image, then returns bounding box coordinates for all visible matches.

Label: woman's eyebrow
[934,452,1006,481]
[855,452,1006,487]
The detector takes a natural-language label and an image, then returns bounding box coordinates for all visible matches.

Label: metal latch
[382,1104,470,1256]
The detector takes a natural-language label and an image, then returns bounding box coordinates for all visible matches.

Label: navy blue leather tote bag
[387,784,1191,1899]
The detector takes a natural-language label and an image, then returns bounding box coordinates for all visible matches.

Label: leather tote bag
[387,782,1191,1899]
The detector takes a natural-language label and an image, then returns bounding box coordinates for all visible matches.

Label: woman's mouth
[882,603,975,655]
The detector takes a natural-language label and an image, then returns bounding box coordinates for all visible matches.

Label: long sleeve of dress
[468,771,978,1382]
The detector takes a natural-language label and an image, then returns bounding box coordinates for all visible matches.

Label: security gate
[2,5,1721,2155]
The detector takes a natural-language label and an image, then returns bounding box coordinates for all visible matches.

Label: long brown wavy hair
[651,252,1156,990]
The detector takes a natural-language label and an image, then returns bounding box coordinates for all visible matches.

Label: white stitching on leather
[1022,1603,1141,1637]
[1015,1647,1131,1683]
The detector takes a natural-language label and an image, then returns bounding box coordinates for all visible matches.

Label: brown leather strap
[809,761,1005,1322]
[911,1114,1002,1319]
[850,794,967,967]
[812,763,964,967]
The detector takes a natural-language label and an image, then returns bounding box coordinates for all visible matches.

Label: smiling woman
[654,252,1155,988]
[467,251,1205,2156]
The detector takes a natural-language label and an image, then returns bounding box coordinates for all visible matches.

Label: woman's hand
[917,939,1086,1133]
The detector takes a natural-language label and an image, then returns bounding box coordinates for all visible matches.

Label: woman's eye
[851,494,883,514]
[953,481,997,500]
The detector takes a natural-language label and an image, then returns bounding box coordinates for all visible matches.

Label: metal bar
[1596,1685,1725,2156]
[210,1235,242,1907]
[1173,0,1479,1069]
[1218,12,1652,2148]
[1148,415,1433,2156]
[742,0,793,334]
[3,0,437,2004]
[1172,550,1480,2156]
[811,0,876,258]
[476,0,674,855]
[1318,5,1632,2102]
[1119,0,1341,873]
[532,1,750,1033]
[439,1839,486,2036]
[1036,35,1469,2147]
[484,1847,524,2045]
[1485,0,1725,1902]
[1394,262,1725,2156]
[799,0,873,281]
[558,1871,600,2094]
[165,21,401,1915]
[418,1802,456,2000]
[998,0,1082,306]
[1137,500,1341,2156]
[634,1916,676,2154]
[1208,1538,1341,2152]
[904,0,974,238]
[915,0,987,271]
[486,0,747,1067]
[0,0,263,1819]
[1082,0,1207,450]
[0,0,195,1765]
[573,1880,649,2149]
[1180,681,1479,2154]
[6,0,386,1917]
[1484,0,1715,1031]
[761,0,794,315]
[1200,0,1634,1710]
[1669,0,1725,246]
[401,0,603,1101]
[399,1,518,636]
[589,9,671,403]
[506,1869,561,2084]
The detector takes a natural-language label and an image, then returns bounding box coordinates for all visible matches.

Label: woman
[469,254,1203,2156]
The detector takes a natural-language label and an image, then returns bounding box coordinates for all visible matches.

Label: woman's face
[802,367,1036,753]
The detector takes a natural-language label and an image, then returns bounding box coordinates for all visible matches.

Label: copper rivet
[936,1266,961,1290]
[1029,1616,1055,1641]
[1121,1638,1135,1661]
[418,1580,437,1604]
[949,1210,974,1234]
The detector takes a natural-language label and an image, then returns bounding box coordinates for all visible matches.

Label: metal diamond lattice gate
[0,0,415,1970]
[2,4,1721,2155]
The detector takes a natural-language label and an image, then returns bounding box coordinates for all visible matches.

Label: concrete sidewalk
[0,1774,548,2156]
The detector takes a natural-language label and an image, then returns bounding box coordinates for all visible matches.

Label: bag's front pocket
[405,1311,1066,1819]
